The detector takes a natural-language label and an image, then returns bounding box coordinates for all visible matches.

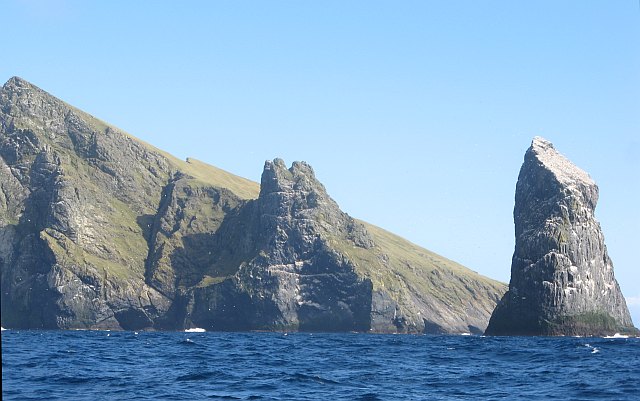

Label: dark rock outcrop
[486,137,636,336]
[0,76,506,333]
[184,159,375,332]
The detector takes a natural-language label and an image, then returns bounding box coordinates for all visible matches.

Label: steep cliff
[485,137,636,336]
[0,76,256,330]
[0,76,505,333]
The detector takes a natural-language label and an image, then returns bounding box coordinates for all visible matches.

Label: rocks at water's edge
[0,77,506,333]
[485,137,637,336]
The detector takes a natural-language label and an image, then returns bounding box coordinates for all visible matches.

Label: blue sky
[3,1,639,324]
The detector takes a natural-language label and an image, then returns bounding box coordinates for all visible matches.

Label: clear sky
[2,1,639,324]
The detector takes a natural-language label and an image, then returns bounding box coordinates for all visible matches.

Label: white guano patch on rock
[531,136,595,187]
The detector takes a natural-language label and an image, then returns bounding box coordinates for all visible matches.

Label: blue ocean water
[2,330,639,401]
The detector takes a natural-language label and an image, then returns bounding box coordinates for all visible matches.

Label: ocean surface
[2,330,639,400]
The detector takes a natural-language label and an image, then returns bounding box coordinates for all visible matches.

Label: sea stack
[485,137,636,336]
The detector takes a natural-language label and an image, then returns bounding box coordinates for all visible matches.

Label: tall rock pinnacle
[485,137,636,336]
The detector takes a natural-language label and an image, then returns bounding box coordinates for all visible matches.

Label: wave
[285,372,341,385]
[584,344,600,354]
[184,328,206,333]
[176,371,218,381]
[603,333,629,339]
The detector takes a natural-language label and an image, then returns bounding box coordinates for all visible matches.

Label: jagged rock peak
[485,137,636,336]
[4,76,27,87]
[258,158,374,250]
[260,158,327,197]
[529,136,595,187]
[523,136,598,212]
[3,76,38,92]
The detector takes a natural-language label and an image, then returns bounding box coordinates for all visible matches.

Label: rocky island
[485,137,636,336]
[0,77,505,333]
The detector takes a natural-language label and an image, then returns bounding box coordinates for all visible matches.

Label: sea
[2,330,639,401]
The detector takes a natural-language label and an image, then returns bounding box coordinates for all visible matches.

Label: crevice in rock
[142,172,182,298]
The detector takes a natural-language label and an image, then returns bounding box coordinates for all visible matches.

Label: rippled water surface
[2,330,639,400]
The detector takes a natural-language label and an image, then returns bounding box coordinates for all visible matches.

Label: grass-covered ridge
[69,104,260,200]
[331,221,506,319]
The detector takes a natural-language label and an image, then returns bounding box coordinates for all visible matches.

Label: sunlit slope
[328,220,506,332]
[69,104,260,199]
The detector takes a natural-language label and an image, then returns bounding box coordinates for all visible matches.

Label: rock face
[0,76,506,333]
[486,137,636,336]
[184,159,376,332]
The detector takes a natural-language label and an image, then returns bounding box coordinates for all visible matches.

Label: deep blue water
[2,330,639,400]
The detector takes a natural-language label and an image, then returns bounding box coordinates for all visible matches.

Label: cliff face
[184,159,375,332]
[0,77,505,333]
[486,137,636,336]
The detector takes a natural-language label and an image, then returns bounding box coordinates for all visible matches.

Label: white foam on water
[1,326,6,331]
[604,333,629,339]
[460,333,471,336]
[185,328,206,333]
[584,343,600,354]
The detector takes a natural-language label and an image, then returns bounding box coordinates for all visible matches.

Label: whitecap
[184,328,206,333]
[584,343,600,354]
[604,333,629,339]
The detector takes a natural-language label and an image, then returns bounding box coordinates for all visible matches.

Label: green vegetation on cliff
[0,76,505,332]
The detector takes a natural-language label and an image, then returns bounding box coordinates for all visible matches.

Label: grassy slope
[328,220,505,315]
[2,78,256,289]
[63,105,260,286]
[70,105,260,200]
